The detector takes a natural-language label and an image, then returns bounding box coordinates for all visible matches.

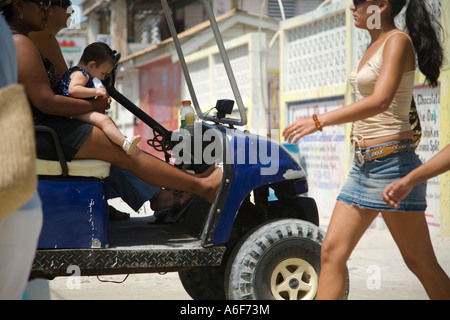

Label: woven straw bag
[0,84,37,220]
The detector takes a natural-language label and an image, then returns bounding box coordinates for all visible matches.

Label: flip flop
[108,206,130,221]
[151,190,193,212]
[150,193,194,224]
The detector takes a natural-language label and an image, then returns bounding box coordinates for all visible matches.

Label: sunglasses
[24,0,52,11]
[51,0,72,9]
[353,0,368,6]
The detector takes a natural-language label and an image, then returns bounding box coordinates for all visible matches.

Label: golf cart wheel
[225,219,324,300]
[178,266,226,300]
[270,257,318,300]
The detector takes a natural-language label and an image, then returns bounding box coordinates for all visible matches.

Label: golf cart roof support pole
[201,0,247,126]
[161,0,201,118]
[161,0,247,126]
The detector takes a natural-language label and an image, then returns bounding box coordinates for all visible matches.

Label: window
[268,0,296,19]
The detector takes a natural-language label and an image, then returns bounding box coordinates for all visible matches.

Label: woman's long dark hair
[390,0,443,87]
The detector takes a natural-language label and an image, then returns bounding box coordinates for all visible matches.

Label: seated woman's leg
[104,165,160,212]
[74,127,222,203]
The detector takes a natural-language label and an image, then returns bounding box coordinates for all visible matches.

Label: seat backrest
[35,125,110,178]
[37,158,110,179]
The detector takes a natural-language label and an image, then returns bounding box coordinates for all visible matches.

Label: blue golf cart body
[31,0,331,300]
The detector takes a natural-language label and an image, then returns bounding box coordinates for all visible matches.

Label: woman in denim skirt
[284,0,450,299]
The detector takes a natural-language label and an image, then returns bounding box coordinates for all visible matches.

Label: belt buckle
[355,148,365,167]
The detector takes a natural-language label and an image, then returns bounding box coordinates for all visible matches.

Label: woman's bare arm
[283,34,415,143]
[13,34,108,116]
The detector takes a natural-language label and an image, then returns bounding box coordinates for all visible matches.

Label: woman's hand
[283,117,318,144]
[383,145,450,209]
[382,179,414,209]
[91,95,111,113]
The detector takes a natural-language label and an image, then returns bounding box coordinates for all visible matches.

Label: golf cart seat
[36,158,110,178]
[35,125,111,178]
[35,125,109,249]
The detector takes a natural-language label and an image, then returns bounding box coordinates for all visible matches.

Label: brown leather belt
[355,141,412,167]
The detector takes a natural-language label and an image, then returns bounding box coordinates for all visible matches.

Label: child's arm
[68,71,106,99]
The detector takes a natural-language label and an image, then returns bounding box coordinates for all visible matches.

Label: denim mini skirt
[337,141,427,212]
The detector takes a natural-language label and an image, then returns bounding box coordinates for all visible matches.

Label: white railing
[283,9,347,93]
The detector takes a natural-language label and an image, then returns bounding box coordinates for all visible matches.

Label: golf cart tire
[225,219,325,300]
[179,266,227,300]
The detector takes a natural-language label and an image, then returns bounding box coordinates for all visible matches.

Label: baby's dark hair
[79,42,115,66]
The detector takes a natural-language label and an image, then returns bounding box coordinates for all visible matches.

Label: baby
[58,42,141,155]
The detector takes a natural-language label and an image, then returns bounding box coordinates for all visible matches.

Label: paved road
[41,217,449,300]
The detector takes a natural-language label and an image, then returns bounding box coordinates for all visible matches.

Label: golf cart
[31,0,334,300]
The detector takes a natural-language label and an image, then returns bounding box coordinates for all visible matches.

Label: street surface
[44,215,450,300]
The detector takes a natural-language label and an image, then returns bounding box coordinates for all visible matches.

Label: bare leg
[73,112,126,148]
[316,201,378,299]
[150,164,217,211]
[74,127,222,203]
[382,211,450,299]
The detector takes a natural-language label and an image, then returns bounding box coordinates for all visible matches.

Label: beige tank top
[350,31,415,141]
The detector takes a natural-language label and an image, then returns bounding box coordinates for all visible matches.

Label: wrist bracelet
[312,114,323,132]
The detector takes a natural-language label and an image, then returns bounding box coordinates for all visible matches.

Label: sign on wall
[288,96,347,219]
[414,85,441,233]
[58,36,86,68]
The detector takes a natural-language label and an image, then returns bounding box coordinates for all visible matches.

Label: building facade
[279,0,449,236]
[61,0,449,236]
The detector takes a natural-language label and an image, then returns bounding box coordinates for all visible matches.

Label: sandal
[150,191,194,224]
[122,135,141,155]
[150,190,193,212]
[108,206,130,221]
[171,191,187,209]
